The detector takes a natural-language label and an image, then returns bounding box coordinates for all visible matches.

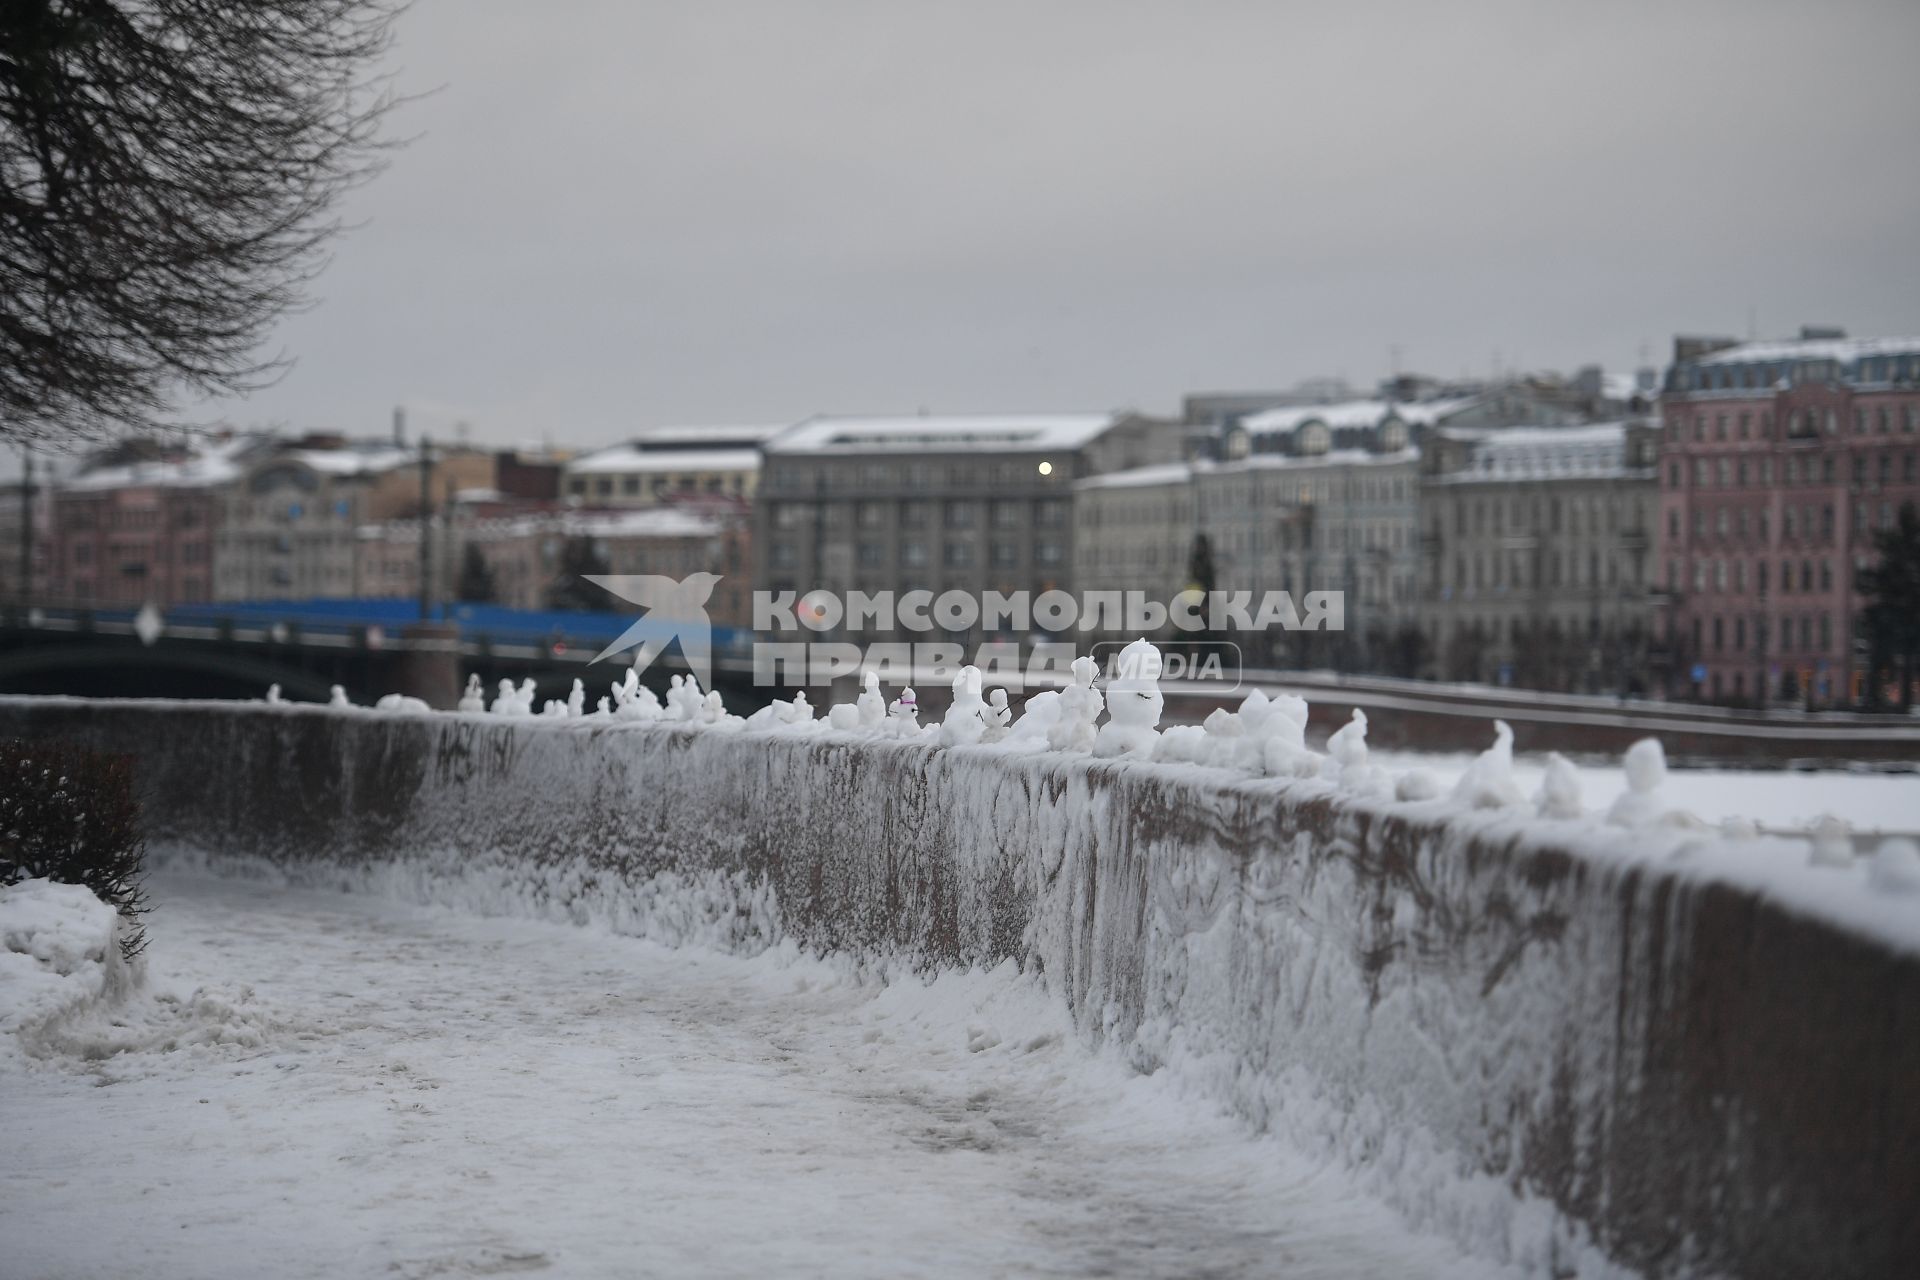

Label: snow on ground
[2,870,1526,1280]
[1370,750,1920,836]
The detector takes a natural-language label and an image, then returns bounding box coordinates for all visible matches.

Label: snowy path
[3,872,1505,1280]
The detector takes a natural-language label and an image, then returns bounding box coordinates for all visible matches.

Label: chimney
[393,405,406,447]
[1798,325,1846,341]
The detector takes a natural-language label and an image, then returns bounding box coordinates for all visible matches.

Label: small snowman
[1047,656,1103,753]
[491,678,526,716]
[1453,720,1526,810]
[1534,752,1583,819]
[1320,708,1385,793]
[329,684,354,710]
[566,678,586,718]
[939,666,988,747]
[1093,639,1163,759]
[264,683,283,705]
[1606,737,1667,827]
[1808,814,1854,868]
[981,689,1012,743]
[776,690,814,725]
[887,687,921,737]
[456,674,486,713]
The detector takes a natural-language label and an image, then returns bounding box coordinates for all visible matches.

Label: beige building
[565,425,779,508]
[215,438,494,600]
[1418,421,1659,692]
[1075,436,1421,668]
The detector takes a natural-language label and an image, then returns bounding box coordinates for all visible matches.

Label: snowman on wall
[1093,638,1163,759]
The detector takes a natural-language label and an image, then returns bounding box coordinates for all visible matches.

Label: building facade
[1658,329,1920,705]
[565,425,779,508]
[216,438,494,601]
[48,436,267,606]
[1076,433,1421,669]
[1420,421,1659,692]
[752,413,1182,644]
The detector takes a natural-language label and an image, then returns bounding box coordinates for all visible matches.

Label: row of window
[1674,354,1920,393]
[1692,612,1834,659]
[1670,449,1918,492]
[1443,549,1642,591]
[568,473,747,499]
[1669,554,1875,596]
[770,500,1069,532]
[768,541,1064,570]
[763,462,1068,493]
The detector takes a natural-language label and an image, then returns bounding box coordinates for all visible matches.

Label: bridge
[0,597,763,708]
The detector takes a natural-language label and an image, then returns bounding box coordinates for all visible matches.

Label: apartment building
[753,412,1182,642]
[1420,421,1659,692]
[215,437,495,601]
[1658,328,1920,705]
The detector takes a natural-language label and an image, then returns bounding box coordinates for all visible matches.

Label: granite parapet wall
[2,697,1912,1280]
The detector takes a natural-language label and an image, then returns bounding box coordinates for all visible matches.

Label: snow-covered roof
[634,423,784,447]
[1074,462,1195,492]
[1238,397,1481,435]
[367,507,728,543]
[567,446,762,476]
[1433,422,1641,481]
[764,413,1121,456]
[1234,447,1420,472]
[1078,448,1417,493]
[1692,335,1920,366]
[282,446,412,477]
[62,437,261,493]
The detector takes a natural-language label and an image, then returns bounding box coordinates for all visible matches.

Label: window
[944,501,976,529]
[990,542,1019,568]
[943,541,973,568]
[1035,542,1064,566]
[991,501,1022,529]
[902,541,928,567]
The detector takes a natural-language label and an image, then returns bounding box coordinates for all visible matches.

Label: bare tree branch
[0,0,407,447]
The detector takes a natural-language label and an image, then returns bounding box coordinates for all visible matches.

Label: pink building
[50,438,258,606]
[1658,329,1920,706]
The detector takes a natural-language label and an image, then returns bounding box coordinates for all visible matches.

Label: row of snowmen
[301,637,1917,887]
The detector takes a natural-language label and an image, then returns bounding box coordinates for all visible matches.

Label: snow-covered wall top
[2,696,1914,1280]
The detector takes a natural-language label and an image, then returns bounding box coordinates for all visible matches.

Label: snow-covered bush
[1,738,148,960]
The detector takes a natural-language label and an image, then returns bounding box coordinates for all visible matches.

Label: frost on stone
[1047,656,1102,754]
[940,667,989,747]
[1093,640,1162,760]
[1869,838,1920,893]
[1534,752,1583,820]
[1451,720,1526,810]
[456,675,486,713]
[1605,738,1667,827]
[1808,814,1855,868]
[1718,815,1760,840]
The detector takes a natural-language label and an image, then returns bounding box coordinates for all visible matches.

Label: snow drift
[0,695,1914,1280]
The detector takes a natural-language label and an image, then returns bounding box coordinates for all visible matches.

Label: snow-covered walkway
[2,871,1510,1279]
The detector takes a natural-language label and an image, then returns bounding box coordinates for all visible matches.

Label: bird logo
[585,572,722,687]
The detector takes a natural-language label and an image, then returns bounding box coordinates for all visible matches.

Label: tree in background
[455,543,496,604]
[0,0,405,446]
[545,536,610,611]
[1860,501,1920,712]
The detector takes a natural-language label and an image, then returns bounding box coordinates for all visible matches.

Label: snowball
[1394,769,1442,802]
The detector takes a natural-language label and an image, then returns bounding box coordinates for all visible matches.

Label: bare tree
[1,0,406,446]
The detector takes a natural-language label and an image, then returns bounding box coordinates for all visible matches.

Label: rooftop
[764,413,1121,456]
[1691,335,1920,367]
[567,446,762,475]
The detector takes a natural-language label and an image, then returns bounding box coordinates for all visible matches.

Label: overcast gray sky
[207,0,1920,450]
